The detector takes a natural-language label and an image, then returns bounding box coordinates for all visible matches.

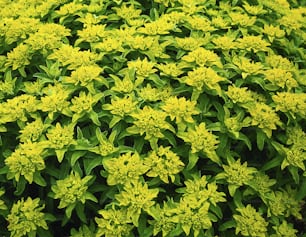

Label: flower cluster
[5,142,45,184]
[233,205,268,237]
[7,197,48,237]
[51,172,96,217]
[144,146,184,183]
[0,0,305,236]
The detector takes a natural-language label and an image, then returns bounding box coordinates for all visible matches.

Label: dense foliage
[0,0,305,236]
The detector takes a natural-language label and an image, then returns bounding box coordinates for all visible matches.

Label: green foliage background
[0,0,306,236]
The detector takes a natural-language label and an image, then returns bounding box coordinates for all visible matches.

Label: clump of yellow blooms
[144,146,184,183]
[0,0,305,236]
[103,152,149,186]
[234,205,268,237]
[7,197,48,237]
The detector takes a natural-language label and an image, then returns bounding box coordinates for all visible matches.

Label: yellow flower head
[128,57,157,78]
[102,96,137,118]
[5,142,45,183]
[103,152,149,186]
[161,96,200,124]
[234,205,268,237]
[46,122,75,150]
[127,106,172,140]
[178,122,220,163]
[7,197,48,237]
[145,146,184,183]
[51,172,94,210]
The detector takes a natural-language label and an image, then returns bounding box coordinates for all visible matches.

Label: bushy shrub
[0,0,305,236]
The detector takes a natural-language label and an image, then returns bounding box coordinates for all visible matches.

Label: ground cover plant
[0,0,306,236]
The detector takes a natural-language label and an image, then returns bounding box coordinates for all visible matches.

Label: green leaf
[55,149,67,163]
[296,177,306,200]
[163,130,177,147]
[75,203,87,223]
[186,152,199,170]
[109,115,121,128]
[237,133,252,150]
[228,184,239,197]
[256,129,266,151]
[33,172,47,187]
[65,204,75,218]
[83,157,102,175]
[0,125,7,132]
[261,156,282,171]
[84,192,98,203]
[14,177,27,195]
[288,166,299,184]
[89,111,101,126]
[28,231,36,237]
[219,220,236,231]
[70,151,87,166]
[209,204,223,219]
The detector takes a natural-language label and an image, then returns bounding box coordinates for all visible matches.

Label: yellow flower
[102,96,137,118]
[70,91,103,125]
[228,12,256,27]
[7,197,48,237]
[26,23,71,53]
[157,62,184,77]
[232,56,264,78]
[64,65,107,93]
[175,36,204,51]
[161,96,200,124]
[46,122,75,150]
[248,102,282,137]
[127,57,157,78]
[236,35,270,52]
[110,72,135,94]
[271,220,298,237]
[262,68,298,90]
[95,207,134,237]
[176,198,212,236]
[1,17,40,45]
[262,25,285,41]
[139,18,174,35]
[48,45,99,70]
[272,92,306,118]
[182,47,222,67]
[115,180,159,226]
[5,142,46,183]
[70,91,102,114]
[185,15,215,32]
[0,94,39,123]
[265,54,294,70]
[178,122,220,163]
[243,2,267,15]
[125,35,155,51]
[212,35,237,50]
[145,146,184,183]
[183,67,226,95]
[76,24,107,45]
[234,205,268,237]
[267,188,302,219]
[216,157,257,196]
[19,118,46,143]
[137,84,162,102]
[127,106,173,141]
[51,172,95,211]
[5,44,31,70]
[39,84,71,119]
[92,37,123,52]
[113,3,142,20]
[0,189,6,211]
[103,152,149,186]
